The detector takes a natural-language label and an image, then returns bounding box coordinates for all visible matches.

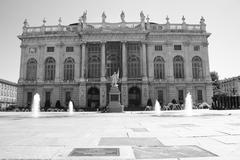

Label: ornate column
[19,44,27,82]
[122,41,127,81]
[142,41,148,81]
[101,41,106,81]
[80,42,86,81]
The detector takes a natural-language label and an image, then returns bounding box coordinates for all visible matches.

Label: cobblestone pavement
[1,110,240,159]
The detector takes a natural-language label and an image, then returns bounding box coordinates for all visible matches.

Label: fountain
[185,92,193,116]
[154,100,161,114]
[32,93,40,118]
[68,100,74,115]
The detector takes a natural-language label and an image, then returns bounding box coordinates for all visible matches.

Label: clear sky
[0,0,239,82]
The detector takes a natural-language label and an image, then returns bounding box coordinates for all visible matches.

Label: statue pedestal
[107,85,124,113]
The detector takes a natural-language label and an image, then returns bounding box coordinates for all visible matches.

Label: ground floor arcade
[17,82,213,111]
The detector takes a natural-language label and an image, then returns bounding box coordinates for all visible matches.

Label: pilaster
[168,84,176,103]
[122,41,127,81]
[80,42,86,82]
[121,83,128,107]
[19,44,27,83]
[17,86,24,107]
[206,84,213,105]
[75,43,81,82]
[56,42,64,82]
[37,44,45,82]
[202,42,211,82]
[141,41,148,81]
[165,41,174,81]
[100,84,107,107]
[183,41,192,81]
[141,84,149,107]
[79,84,86,108]
[101,41,106,81]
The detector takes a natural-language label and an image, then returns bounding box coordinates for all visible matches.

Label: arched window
[128,55,140,78]
[192,56,203,79]
[173,56,184,79]
[26,58,37,81]
[154,56,165,79]
[64,57,75,81]
[45,57,55,81]
[88,56,100,78]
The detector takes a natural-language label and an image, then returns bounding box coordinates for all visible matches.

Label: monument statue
[111,71,119,87]
[108,69,123,112]
[120,11,125,22]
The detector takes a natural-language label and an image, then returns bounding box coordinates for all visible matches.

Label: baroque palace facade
[17,11,213,110]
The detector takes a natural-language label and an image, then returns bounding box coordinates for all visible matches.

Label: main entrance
[128,87,141,110]
[87,87,100,111]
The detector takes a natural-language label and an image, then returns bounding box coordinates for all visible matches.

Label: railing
[22,21,205,35]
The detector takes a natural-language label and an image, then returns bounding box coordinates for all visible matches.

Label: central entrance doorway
[128,86,142,110]
[87,87,100,111]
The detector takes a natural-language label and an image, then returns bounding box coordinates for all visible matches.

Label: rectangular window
[178,90,184,104]
[27,92,32,106]
[174,45,182,50]
[66,46,74,52]
[45,91,51,101]
[65,91,71,104]
[158,90,164,105]
[194,45,200,51]
[155,45,162,51]
[47,47,54,52]
[197,90,203,103]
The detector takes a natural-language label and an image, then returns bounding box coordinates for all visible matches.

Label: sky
[0,0,239,82]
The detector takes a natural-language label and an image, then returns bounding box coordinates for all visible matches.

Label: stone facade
[0,79,17,108]
[17,12,213,110]
[219,76,240,96]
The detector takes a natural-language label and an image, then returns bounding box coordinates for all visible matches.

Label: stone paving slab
[99,137,163,147]
[0,146,63,159]
[133,145,217,159]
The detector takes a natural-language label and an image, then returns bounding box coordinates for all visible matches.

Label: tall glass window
[26,58,37,81]
[64,57,75,81]
[127,43,140,78]
[173,56,184,79]
[45,57,55,81]
[106,42,121,77]
[192,56,203,79]
[154,56,165,79]
[87,44,101,78]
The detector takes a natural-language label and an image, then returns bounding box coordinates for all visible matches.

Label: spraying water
[68,101,74,115]
[154,100,161,114]
[32,93,40,118]
[185,92,193,116]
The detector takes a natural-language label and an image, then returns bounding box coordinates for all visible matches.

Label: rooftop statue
[120,11,125,22]
[102,12,106,23]
[140,11,145,22]
[82,11,87,23]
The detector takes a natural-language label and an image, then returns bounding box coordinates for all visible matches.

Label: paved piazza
[1,110,240,159]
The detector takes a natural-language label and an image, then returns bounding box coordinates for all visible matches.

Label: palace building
[17,11,213,110]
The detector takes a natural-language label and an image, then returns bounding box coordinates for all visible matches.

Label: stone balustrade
[22,21,205,35]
